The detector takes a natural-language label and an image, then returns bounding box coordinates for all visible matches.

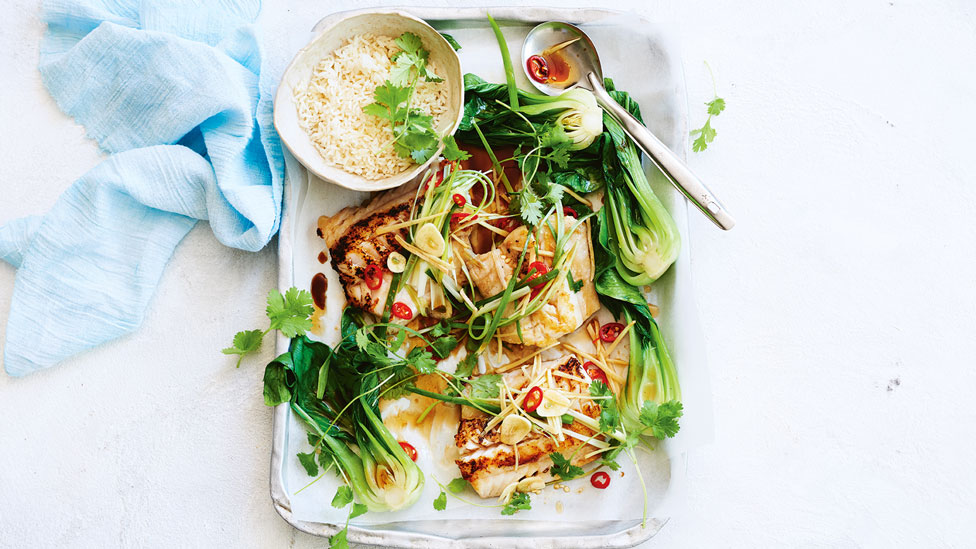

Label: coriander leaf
[406,346,437,374]
[371,82,411,115]
[441,135,471,162]
[410,146,436,164]
[395,32,424,55]
[454,354,478,379]
[307,432,323,446]
[389,54,418,87]
[332,485,354,508]
[433,491,447,511]
[467,374,501,400]
[362,102,391,120]
[440,32,462,51]
[690,62,725,152]
[707,97,726,116]
[589,380,620,433]
[380,364,416,399]
[222,329,264,367]
[430,334,458,359]
[543,180,564,204]
[567,271,584,292]
[392,327,408,350]
[548,145,571,170]
[329,527,348,549]
[501,492,532,515]
[549,452,584,481]
[266,288,314,338]
[517,186,544,226]
[350,503,368,519]
[447,477,468,493]
[600,456,621,471]
[638,400,683,438]
[430,321,450,339]
[297,452,319,476]
[355,328,371,352]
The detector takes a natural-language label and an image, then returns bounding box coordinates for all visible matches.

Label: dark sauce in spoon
[526,39,577,86]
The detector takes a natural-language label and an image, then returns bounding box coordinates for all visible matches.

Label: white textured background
[2,1,975,547]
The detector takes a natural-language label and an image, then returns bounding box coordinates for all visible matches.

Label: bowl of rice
[274,11,464,192]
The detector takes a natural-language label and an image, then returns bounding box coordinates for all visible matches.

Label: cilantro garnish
[329,486,368,549]
[467,374,502,400]
[297,452,319,477]
[690,62,726,152]
[446,477,468,493]
[222,288,315,367]
[638,400,683,439]
[266,288,315,337]
[549,453,584,481]
[363,33,469,165]
[589,380,621,433]
[433,491,447,511]
[501,492,532,515]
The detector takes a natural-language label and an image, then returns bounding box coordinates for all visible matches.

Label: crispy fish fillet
[455,356,602,498]
[321,182,417,315]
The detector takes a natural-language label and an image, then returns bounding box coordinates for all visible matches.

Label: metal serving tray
[272,6,704,548]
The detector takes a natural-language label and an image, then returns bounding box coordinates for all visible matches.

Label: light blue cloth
[0,0,284,376]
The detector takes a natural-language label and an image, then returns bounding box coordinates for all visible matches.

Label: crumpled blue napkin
[0,0,284,376]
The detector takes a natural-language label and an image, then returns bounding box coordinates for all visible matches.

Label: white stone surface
[2,0,975,547]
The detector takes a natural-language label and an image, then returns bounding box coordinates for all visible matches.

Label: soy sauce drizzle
[310,273,327,310]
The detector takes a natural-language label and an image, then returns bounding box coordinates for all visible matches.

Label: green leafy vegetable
[549,453,584,481]
[447,478,468,493]
[390,32,441,86]
[433,491,447,511]
[598,80,681,286]
[467,374,501,400]
[350,503,368,519]
[298,451,319,477]
[329,528,348,549]
[329,486,369,549]
[224,288,317,367]
[638,400,684,439]
[221,329,263,367]
[332,485,354,508]
[267,288,315,338]
[589,380,621,434]
[690,62,725,152]
[362,33,466,165]
[265,332,424,512]
[440,32,461,51]
[501,492,532,515]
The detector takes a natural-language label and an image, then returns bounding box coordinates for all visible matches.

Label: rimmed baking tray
[272,6,708,548]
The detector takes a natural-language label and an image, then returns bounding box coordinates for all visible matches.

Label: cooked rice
[295,33,449,180]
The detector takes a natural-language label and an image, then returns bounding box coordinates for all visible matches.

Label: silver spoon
[522,22,735,230]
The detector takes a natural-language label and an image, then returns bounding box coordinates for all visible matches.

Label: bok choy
[261,306,425,513]
[599,81,681,286]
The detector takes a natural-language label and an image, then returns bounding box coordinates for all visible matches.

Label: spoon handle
[587,73,736,231]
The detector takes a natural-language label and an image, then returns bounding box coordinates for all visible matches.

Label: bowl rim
[273,9,464,193]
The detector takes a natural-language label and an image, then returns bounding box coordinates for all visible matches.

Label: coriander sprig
[690,61,726,152]
[363,32,470,164]
[221,287,314,367]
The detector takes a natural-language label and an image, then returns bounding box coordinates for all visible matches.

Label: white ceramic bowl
[274,11,464,192]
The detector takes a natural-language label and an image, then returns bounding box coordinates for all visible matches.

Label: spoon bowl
[520,22,603,96]
[522,22,736,230]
